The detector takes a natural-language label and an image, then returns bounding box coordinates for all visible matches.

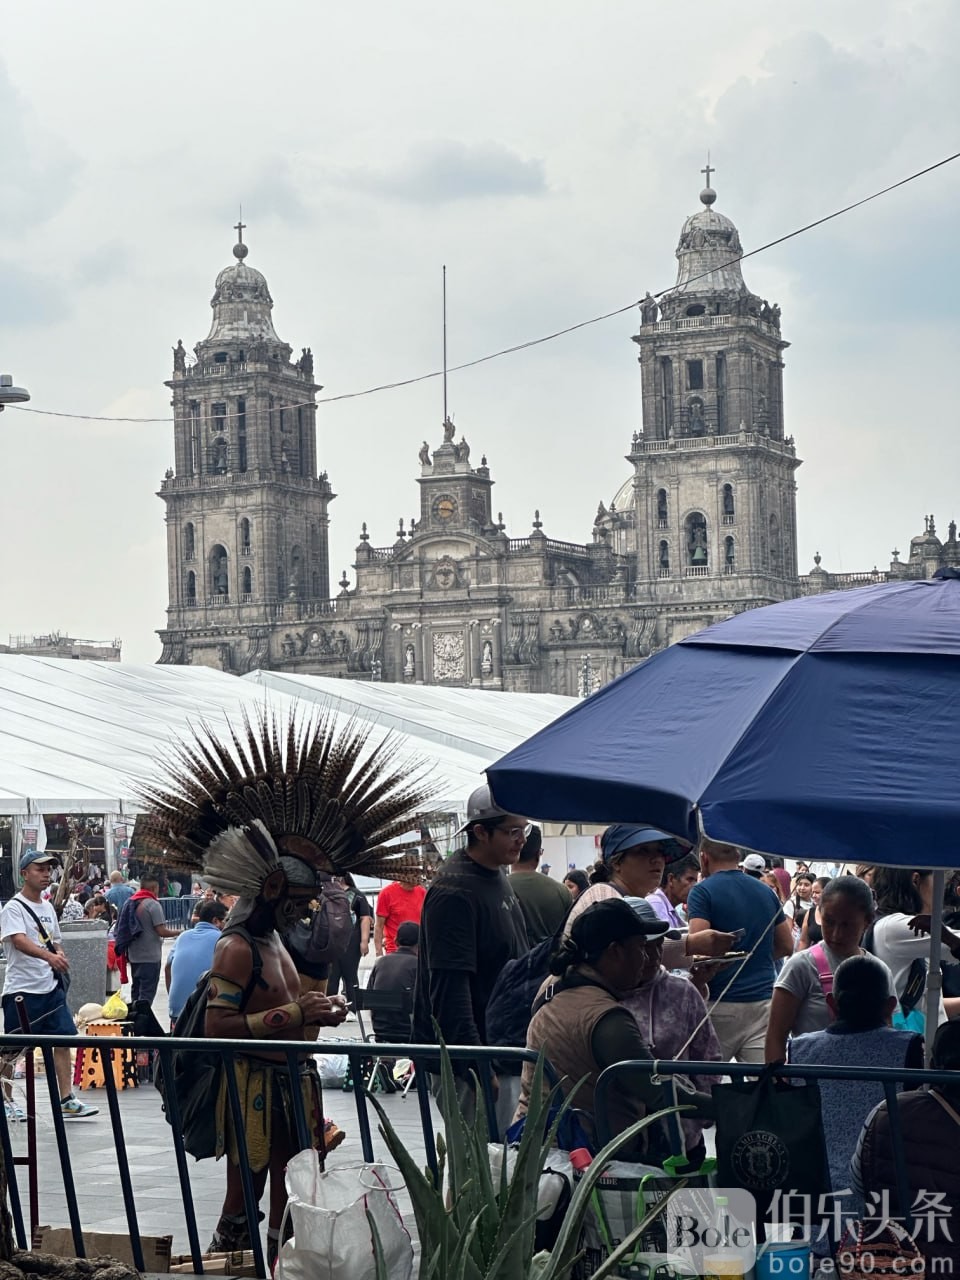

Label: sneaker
[60,1094,98,1118]
[4,1102,26,1123]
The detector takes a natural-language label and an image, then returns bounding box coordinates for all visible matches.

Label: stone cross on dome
[700,157,717,207]
[701,159,714,186]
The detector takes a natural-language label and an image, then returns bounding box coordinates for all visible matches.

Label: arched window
[209,437,228,475]
[685,512,709,570]
[209,545,229,599]
[186,570,196,604]
[184,522,195,560]
[722,484,735,522]
[769,514,782,575]
[290,545,303,598]
[656,489,668,528]
[277,564,286,598]
[240,518,251,553]
[242,566,252,596]
[724,536,736,573]
[311,571,320,597]
[658,540,670,576]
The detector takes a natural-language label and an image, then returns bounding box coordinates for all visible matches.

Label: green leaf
[587,1177,690,1280]
[365,1207,389,1280]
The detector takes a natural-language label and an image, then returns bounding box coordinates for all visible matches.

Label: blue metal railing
[0,1031,538,1279]
[159,896,200,927]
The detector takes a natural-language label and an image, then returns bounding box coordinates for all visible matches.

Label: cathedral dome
[661,180,749,305]
[205,237,283,344]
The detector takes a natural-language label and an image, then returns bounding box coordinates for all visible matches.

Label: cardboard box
[170,1250,260,1276]
[33,1225,173,1273]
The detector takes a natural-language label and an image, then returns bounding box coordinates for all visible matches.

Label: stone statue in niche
[640,292,659,325]
[403,644,416,678]
[173,339,186,372]
[418,441,431,465]
[481,639,494,676]
[549,620,564,641]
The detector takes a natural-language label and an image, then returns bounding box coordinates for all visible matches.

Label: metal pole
[14,999,38,1238]
[442,265,448,424]
[925,869,945,1067]
[98,1044,145,1272]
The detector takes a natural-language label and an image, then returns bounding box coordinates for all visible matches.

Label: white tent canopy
[0,657,575,818]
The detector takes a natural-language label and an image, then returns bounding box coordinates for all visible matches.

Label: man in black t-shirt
[413,784,529,1135]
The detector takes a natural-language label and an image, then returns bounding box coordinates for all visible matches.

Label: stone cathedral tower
[157,227,334,671]
[625,169,800,612]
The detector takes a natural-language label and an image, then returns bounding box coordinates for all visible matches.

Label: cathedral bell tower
[157,226,335,671]
[629,168,800,607]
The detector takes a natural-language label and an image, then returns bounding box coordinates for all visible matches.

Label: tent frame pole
[924,869,945,1067]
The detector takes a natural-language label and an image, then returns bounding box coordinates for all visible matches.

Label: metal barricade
[160,896,199,928]
[0,1031,538,1279]
[594,1058,960,1241]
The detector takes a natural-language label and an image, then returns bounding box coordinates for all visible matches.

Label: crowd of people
[3,773,959,1271]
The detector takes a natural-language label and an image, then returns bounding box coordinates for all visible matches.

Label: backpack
[113,896,145,956]
[485,931,558,1049]
[155,925,264,1159]
[286,878,353,974]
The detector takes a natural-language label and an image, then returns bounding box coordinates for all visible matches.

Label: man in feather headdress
[138,709,435,1260]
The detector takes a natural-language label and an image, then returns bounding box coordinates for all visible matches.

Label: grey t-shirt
[775,944,895,1036]
[126,898,165,963]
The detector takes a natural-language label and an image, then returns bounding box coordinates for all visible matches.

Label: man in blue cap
[1,851,98,1119]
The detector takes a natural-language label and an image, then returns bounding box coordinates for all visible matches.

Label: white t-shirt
[871,912,957,1028]
[775,944,896,1036]
[1,894,61,996]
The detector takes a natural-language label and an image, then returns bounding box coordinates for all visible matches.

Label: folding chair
[353,988,413,1095]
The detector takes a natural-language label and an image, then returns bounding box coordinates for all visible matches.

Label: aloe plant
[367,1041,693,1280]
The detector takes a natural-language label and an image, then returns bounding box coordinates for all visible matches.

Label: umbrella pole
[924,870,945,1067]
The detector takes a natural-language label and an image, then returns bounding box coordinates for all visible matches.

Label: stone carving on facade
[403,643,416,679]
[480,639,494,675]
[432,631,465,681]
[640,293,659,325]
[428,556,462,591]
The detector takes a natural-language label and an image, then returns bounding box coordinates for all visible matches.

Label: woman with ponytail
[514,898,713,1160]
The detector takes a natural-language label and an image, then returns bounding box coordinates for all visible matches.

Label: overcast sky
[1,0,958,664]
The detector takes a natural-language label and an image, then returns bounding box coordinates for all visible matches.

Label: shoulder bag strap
[14,898,56,954]
[929,1088,960,1128]
[809,942,833,998]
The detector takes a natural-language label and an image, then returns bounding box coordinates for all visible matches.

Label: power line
[9,148,960,426]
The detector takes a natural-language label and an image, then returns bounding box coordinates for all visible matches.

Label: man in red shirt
[374,879,426,956]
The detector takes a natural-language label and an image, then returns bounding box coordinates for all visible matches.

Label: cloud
[343,139,548,203]
[0,260,68,328]
[242,154,311,226]
[0,59,79,235]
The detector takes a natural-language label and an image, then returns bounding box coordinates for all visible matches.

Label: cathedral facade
[157,184,953,691]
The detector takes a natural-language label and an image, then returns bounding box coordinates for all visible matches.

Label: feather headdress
[135,707,440,896]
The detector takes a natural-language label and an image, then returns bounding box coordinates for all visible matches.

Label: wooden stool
[77,1021,133,1091]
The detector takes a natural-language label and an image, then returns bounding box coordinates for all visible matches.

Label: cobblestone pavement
[6,943,436,1256]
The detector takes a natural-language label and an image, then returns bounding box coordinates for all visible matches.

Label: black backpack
[485,931,559,1049]
[155,926,264,1159]
[285,878,354,976]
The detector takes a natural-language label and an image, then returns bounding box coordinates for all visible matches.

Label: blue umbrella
[488,572,960,867]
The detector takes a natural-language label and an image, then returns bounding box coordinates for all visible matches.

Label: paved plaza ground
[5,944,436,1257]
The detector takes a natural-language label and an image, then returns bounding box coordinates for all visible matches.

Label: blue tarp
[487,576,960,867]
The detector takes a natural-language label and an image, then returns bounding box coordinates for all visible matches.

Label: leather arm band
[244,1002,305,1039]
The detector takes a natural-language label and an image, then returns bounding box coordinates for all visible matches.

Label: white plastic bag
[315,1053,349,1085]
[278,1151,413,1280]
